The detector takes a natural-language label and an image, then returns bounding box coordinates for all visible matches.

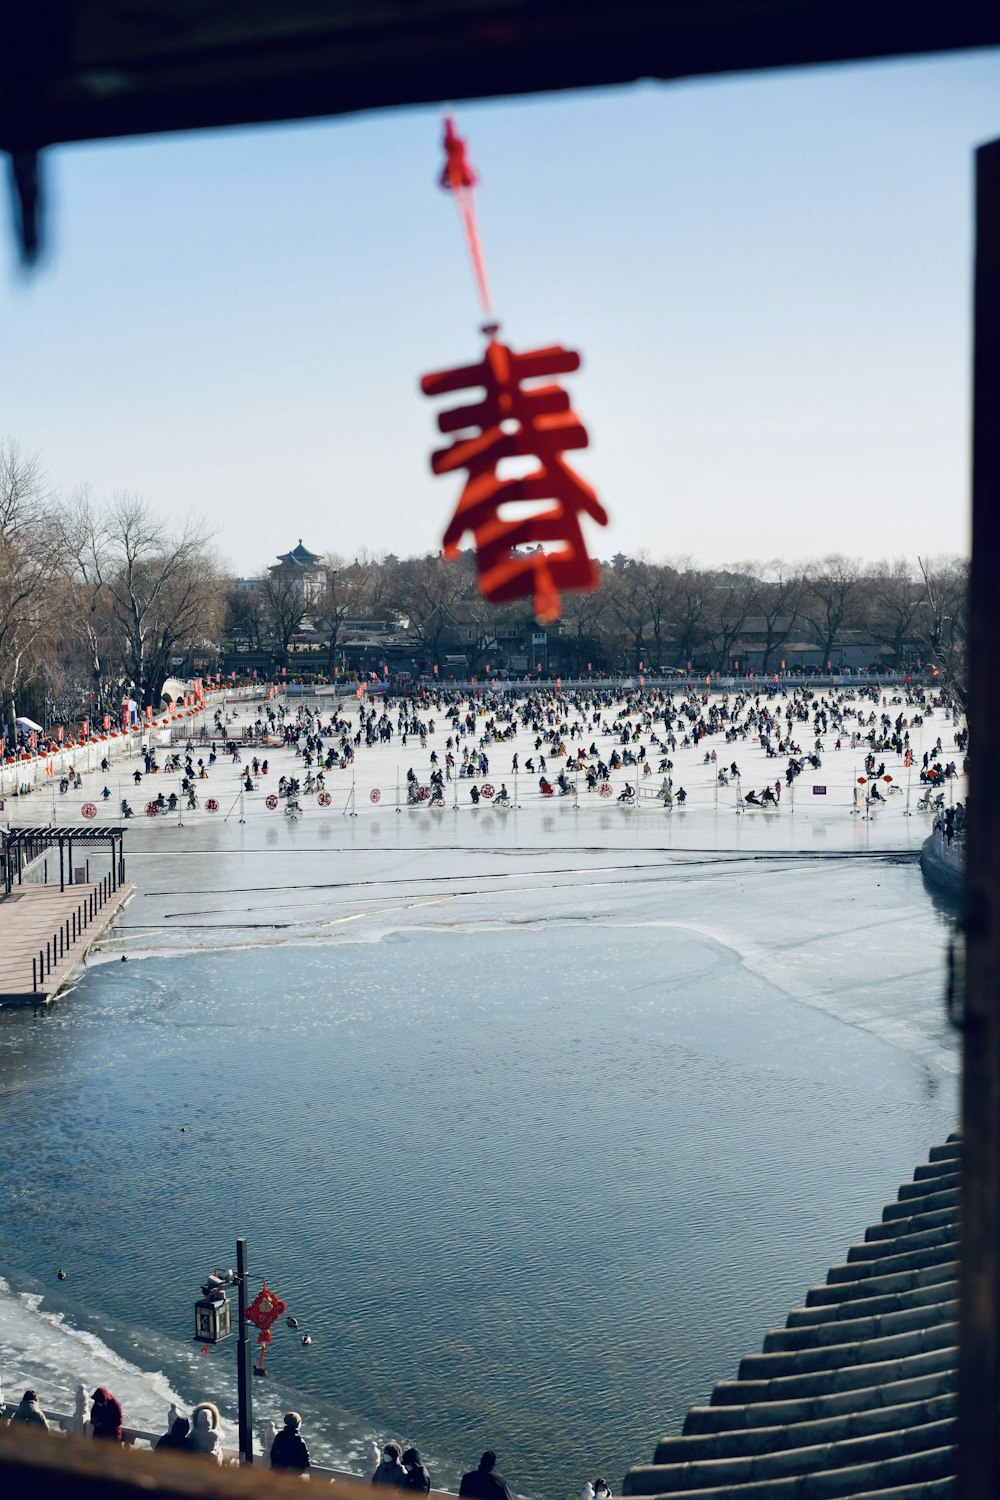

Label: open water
[0,836,959,1496]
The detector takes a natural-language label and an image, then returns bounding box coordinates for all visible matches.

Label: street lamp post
[236,1236,253,1463]
[195,1239,254,1463]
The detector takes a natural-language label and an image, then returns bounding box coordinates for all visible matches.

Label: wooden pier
[0,879,134,1005]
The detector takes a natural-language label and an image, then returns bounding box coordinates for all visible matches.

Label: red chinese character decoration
[422,117,608,624]
[422,338,608,624]
[245,1281,286,1372]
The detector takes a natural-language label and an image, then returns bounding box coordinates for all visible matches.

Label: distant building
[270,540,325,605]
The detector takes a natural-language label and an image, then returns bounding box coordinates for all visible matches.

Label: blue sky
[3,49,998,576]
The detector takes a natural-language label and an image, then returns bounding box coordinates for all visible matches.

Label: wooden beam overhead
[2,1,1000,151]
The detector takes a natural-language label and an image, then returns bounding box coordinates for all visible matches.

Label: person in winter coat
[155,1416,194,1453]
[371,1441,409,1488]
[270,1412,310,1472]
[188,1401,224,1462]
[459,1451,514,1500]
[8,1390,49,1430]
[90,1388,123,1442]
[402,1447,431,1493]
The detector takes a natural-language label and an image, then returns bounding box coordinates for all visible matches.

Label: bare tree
[0,442,61,745]
[260,566,309,666]
[313,555,369,677]
[666,559,710,668]
[705,570,755,673]
[393,553,476,672]
[916,555,969,707]
[865,559,923,667]
[60,489,122,716]
[745,563,806,672]
[64,493,225,708]
[605,559,649,670]
[559,581,612,673]
[224,582,269,655]
[802,554,862,668]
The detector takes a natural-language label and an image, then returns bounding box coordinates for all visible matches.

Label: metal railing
[31,874,118,994]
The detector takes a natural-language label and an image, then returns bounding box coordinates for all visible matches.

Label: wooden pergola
[2,6,998,1497]
[1,825,126,895]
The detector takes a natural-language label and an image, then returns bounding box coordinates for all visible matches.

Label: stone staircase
[623,1135,959,1499]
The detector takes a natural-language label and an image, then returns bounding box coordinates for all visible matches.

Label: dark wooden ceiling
[3,1,1000,150]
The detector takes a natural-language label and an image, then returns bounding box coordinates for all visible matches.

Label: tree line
[0,444,225,745]
[226,549,968,702]
[0,439,968,745]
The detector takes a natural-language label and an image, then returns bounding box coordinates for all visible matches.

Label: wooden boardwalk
[0,880,134,1005]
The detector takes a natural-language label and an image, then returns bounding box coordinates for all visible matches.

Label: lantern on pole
[194,1270,235,1343]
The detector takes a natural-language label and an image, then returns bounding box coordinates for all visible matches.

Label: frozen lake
[0,688,963,1495]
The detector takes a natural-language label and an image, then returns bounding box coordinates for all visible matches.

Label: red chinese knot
[421,337,608,623]
[245,1282,286,1349]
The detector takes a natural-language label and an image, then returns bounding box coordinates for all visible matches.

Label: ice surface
[0,687,963,1494]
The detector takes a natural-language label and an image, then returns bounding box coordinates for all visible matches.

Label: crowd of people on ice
[10,679,965,821]
[189,679,964,813]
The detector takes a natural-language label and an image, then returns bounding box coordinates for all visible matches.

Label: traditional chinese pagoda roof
[274,540,322,568]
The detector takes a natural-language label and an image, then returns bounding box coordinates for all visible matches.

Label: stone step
[827,1239,955,1286]
[838,1481,954,1500]
[710,1345,955,1406]
[928,1141,961,1162]
[737,1322,955,1382]
[655,1392,954,1463]
[625,1418,954,1493]
[883,1186,957,1222]
[844,1222,957,1266]
[762,1299,957,1353]
[806,1261,957,1308]
[866,1205,956,1243]
[623,1443,955,1498]
[683,1370,957,1434]
[903,1165,959,1195]
[788,1277,957,1328]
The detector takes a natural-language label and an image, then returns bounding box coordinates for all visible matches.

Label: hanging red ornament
[422,116,608,623]
[422,337,608,623]
[244,1281,287,1373]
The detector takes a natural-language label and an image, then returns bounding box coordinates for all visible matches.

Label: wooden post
[960,134,1000,1500]
[236,1237,253,1464]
